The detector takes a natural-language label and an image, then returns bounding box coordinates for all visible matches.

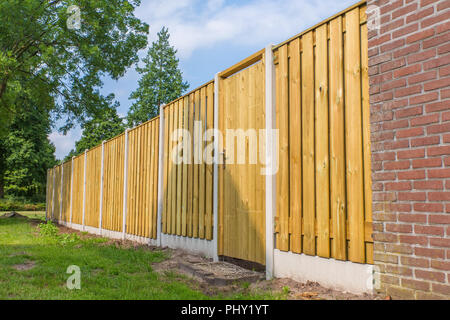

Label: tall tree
[0,0,149,135]
[127,27,189,126]
[65,101,125,160]
[1,103,57,200]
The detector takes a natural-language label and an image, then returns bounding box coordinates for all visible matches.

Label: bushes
[0,198,45,212]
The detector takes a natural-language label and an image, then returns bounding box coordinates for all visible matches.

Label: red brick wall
[368,0,449,299]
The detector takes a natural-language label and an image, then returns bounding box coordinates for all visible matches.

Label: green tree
[0,103,57,200]
[127,27,189,126]
[65,103,125,161]
[0,0,149,135]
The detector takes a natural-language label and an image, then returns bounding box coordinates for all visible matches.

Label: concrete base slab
[274,249,374,294]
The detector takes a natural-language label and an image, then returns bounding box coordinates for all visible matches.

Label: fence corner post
[213,73,220,262]
[156,105,166,247]
[265,44,276,280]
[122,129,130,240]
[82,149,88,231]
[99,140,106,235]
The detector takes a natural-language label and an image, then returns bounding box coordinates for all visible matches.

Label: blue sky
[50,0,357,160]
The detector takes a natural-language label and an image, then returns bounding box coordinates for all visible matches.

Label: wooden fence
[46,0,372,266]
[273,3,372,264]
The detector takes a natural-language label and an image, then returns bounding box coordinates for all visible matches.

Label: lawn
[0,212,283,300]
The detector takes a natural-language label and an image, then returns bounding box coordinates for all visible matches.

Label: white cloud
[49,127,81,160]
[137,0,356,59]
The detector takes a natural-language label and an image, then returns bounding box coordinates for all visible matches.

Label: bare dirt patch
[12,261,36,271]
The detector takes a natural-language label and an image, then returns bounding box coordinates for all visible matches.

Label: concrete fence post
[82,149,87,231]
[156,106,166,247]
[69,157,74,224]
[122,129,130,240]
[213,73,220,262]
[99,140,106,235]
[265,44,276,280]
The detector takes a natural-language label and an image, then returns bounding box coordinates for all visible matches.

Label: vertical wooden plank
[206,84,214,240]
[153,119,160,239]
[302,31,316,256]
[176,101,184,235]
[276,44,290,252]
[167,104,174,234]
[171,102,179,234]
[187,94,195,237]
[361,22,373,264]
[248,65,256,263]
[288,38,302,254]
[182,98,189,236]
[193,90,200,238]
[345,8,365,263]
[329,16,347,261]
[199,86,207,239]
[315,24,330,258]
[163,108,169,234]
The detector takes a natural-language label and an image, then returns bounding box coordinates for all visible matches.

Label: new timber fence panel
[61,161,72,222]
[273,1,372,264]
[162,82,215,240]
[102,134,125,232]
[126,118,160,239]
[71,155,85,225]
[85,146,102,228]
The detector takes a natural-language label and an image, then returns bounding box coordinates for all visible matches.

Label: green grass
[0,214,284,300]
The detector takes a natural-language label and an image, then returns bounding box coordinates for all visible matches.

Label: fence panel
[162,82,215,240]
[273,2,372,264]
[61,161,72,222]
[126,117,159,239]
[85,146,102,228]
[71,154,85,225]
[102,134,125,232]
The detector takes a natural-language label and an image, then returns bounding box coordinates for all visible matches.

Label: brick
[381,20,405,35]
[412,158,442,168]
[374,252,399,263]
[398,192,426,201]
[395,84,422,98]
[436,21,450,34]
[399,234,428,245]
[429,214,450,224]
[384,139,410,150]
[423,54,450,70]
[386,285,415,300]
[410,92,439,105]
[383,119,409,130]
[421,11,450,28]
[386,265,413,277]
[437,1,450,11]
[386,243,413,254]
[415,269,446,282]
[440,65,450,77]
[430,238,450,248]
[425,100,450,113]
[414,225,445,236]
[431,260,450,271]
[411,136,440,147]
[432,284,450,296]
[423,32,450,49]
[437,42,450,55]
[424,77,450,91]
[397,148,425,159]
[397,127,424,138]
[386,181,412,191]
[381,78,407,91]
[428,192,450,201]
[385,160,411,170]
[394,43,421,58]
[398,170,426,180]
[392,3,418,20]
[395,106,423,118]
[414,180,443,190]
[407,48,436,64]
[427,146,450,157]
[393,23,419,39]
[414,202,443,212]
[408,70,437,85]
[402,278,430,292]
[406,27,434,43]
[420,0,439,8]
[381,58,406,72]
[428,168,450,178]
[401,256,429,268]
[387,223,412,233]
[399,213,427,223]
[427,123,450,135]
[411,114,439,126]
[415,247,445,259]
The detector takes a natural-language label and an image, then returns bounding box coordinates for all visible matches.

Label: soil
[12,261,36,271]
